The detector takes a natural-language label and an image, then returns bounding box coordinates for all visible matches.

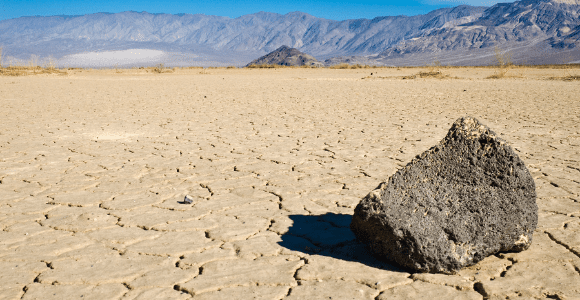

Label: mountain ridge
[1,0,579,66]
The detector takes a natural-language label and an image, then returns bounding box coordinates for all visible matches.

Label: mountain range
[1,0,579,67]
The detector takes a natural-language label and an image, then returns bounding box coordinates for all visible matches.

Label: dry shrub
[532,63,580,69]
[561,75,580,81]
[328,63,371,69]
[153,63,166,73]
[299,64,319,68]
[547,75,580,81]
[400,60,450,79]
[151,63,174,74]
[0,53,67,76]
[419,60,447,78]
[328,63,349,69]
[487,46,513,79]
[247,63,323,68]
[40,56,66,75]
[246,64,287,68]
[0,66,27,76]
[417,71,447,78]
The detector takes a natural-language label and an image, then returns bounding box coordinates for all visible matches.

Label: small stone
[183,195,194,204]
[351,117,537,274]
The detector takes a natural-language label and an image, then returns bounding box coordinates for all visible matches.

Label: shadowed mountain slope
[246,45,322,66]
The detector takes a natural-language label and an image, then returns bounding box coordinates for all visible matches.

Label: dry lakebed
[1,67,580,299]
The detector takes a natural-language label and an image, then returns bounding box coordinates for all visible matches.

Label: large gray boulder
[350,117,537,274]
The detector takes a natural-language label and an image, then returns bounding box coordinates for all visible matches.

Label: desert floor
[1,67,579,299]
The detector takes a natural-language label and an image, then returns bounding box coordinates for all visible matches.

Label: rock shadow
[278,213,404,272]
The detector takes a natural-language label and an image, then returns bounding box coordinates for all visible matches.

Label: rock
[183,195,194,204]
[350,116,537,274]
[246,45,323,67]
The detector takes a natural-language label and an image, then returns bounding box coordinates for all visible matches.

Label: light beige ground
[1,67,579,300]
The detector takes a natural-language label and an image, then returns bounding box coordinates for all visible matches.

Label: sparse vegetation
[153,63,166,73]
[39,56,65,74]
[328,63,372,69]
[426,60,442,74]
[393,60,451,79]
[3,56,580,78]
[246,63,375,69]
[547,74,580,81]
[0,54,67,76]
[560,75,580,81]
[246,64,288,68]
[149,63,175,74]
[416,60,448,78]
[0,65,68,76]
[487,46,513,79]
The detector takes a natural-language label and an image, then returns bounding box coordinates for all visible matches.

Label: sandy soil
[1,67,580,299]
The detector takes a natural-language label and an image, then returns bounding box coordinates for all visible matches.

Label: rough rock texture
[246,45,322,67]
[351,116,538,274]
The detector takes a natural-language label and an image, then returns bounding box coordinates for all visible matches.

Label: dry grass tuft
[149,63,174,74]
[561,75,580,81]
[0,66,67,76]
[247,63,375,69]
[0,66,28,76]
[153,63,166,73]
[401,60,451,79]
[0,56,67,76]
[418,70,447,78]
[246,64,289,68]
[401,71,448,79]
[39,57,66,75]
[328,63,372,69]
[0,66,68,76]
[486,46,513,79]
[547,75,580,81]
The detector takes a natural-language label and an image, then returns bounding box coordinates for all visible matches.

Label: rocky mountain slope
[0,6,485,65]
[246,45,322,66]
[385,0,580,53]
[1,0,579,66]
[352,0,580,65]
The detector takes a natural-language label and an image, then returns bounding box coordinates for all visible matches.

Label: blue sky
[1,0,516,21]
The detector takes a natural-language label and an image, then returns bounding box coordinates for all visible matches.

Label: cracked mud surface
[1,68,580,299]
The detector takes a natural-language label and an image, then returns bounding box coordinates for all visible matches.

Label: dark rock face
[350,117,537,274]
[246,45,322,67]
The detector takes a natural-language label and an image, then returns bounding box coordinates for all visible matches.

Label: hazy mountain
[0,7,485,66]
[246,45,322,66]
[0,0,579,66]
